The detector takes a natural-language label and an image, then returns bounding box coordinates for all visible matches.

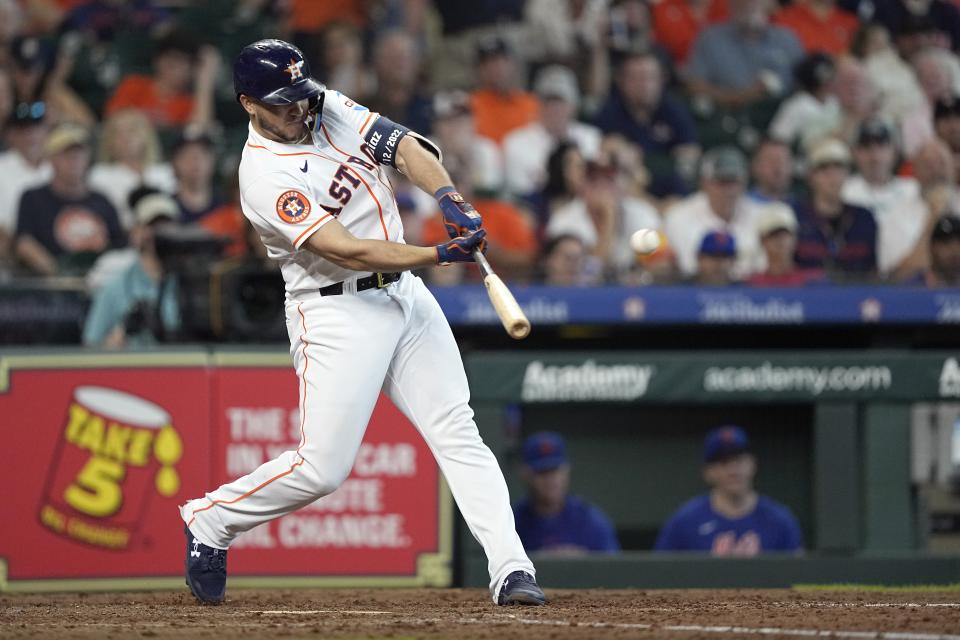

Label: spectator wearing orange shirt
[286,0,365,32]
[773,0,858,55]
[105,31,219,131]
[199,172,248,258]
[422,176,538,285]
[652,0,728,65]
[470,35,540,145]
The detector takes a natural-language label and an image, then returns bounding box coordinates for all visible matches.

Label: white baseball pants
[180,273,534,597]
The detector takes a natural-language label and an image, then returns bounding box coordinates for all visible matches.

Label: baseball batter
[180,39,544,607]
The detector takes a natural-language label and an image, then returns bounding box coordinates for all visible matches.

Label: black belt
[318,271,401,296]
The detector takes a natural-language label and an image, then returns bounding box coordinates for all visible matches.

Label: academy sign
[521,360,655,402]
[940,358,960,397]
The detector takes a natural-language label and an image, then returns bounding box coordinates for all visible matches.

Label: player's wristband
[436,229,487,264]
[435,186,481,238]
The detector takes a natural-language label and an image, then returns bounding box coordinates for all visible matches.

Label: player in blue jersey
[513,432,620,554]
[655,425,803,555]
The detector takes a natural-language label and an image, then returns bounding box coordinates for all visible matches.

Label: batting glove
[436,186,482,238]
[436,228,487,265]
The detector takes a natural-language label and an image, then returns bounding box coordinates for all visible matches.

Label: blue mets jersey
[513,495,620,553]
[654,494,802,555]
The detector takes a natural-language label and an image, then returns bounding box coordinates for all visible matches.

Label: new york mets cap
[698,230,737,257]
[704,425,751,463]
[522,432,568,472]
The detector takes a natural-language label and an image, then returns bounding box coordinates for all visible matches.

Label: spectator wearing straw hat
[793,137,878,281]
[747,202,826,286]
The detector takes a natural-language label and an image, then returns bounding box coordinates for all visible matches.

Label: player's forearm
[395,135,453,195]
[309,236,438,272]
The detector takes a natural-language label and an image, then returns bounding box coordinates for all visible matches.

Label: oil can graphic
[39,386,183,549]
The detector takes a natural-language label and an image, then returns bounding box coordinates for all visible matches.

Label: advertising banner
[212,365,447,581]
[430,286,960,327]
[467,352,960,403]
[0,353,451,591]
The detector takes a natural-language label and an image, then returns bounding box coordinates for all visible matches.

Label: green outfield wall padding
[463,554,960,589]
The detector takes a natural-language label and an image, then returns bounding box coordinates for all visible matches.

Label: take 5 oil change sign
[39,386,183,550]
[0,354,450,590]
[0,357,212,587]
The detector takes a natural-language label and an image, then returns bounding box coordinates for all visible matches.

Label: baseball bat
[473,250,531,340]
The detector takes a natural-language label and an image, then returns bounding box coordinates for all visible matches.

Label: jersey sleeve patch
[276,190,312,224]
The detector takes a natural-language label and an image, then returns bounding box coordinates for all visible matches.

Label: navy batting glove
[436,229,487,265]
[436,186,482,238]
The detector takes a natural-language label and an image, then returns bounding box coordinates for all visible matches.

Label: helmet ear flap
[306,92,325,130]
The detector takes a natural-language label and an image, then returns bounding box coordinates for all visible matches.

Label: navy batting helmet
[234,39,325,105]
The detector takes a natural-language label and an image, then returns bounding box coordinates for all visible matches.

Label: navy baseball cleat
[497,571,546,606]
[184,526,228,604]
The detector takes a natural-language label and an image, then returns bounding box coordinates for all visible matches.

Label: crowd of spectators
[1,0,959,320]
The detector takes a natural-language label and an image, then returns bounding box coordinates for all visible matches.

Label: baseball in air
[630,228,660,255]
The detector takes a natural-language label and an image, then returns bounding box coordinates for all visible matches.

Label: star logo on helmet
[284,58,305,83]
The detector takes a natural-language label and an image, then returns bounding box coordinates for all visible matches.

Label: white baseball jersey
[239,90,407,292]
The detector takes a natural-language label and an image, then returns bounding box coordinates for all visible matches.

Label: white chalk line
[249,609,395,615]
[242,610,960,639]
[489,614,960,639]
[583,603,960,613]
[863,604,960,608]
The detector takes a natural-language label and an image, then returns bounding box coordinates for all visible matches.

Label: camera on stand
[153,226,286,343]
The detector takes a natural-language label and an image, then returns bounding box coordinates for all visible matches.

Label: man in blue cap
[513,432,620,554]
[654,425,802,555]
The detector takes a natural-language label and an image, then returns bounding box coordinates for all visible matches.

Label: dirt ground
[2,587,959,639]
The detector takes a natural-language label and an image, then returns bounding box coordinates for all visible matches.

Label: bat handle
[473,249,493,278]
